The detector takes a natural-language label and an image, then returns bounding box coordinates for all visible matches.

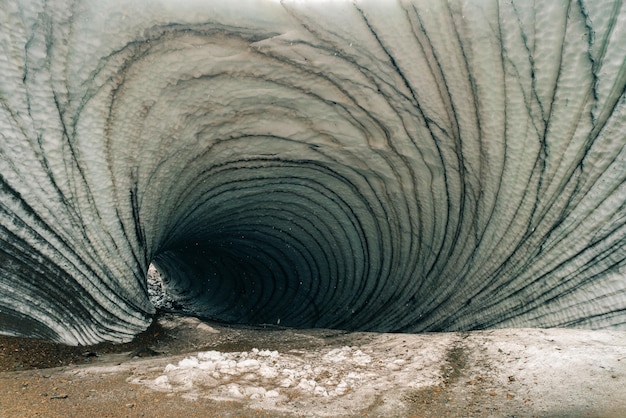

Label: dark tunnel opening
[141,159,391,332]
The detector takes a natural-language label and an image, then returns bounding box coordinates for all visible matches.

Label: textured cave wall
[0,0,625,345]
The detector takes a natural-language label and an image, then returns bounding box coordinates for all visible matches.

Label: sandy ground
[1,313,625,417]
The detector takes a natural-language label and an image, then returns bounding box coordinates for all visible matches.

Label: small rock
[50,393,68,399]
[126,403,135,408]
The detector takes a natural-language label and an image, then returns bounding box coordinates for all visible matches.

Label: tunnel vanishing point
[1,0,625,345]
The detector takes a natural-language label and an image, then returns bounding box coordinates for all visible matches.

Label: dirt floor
[1,313,625,417]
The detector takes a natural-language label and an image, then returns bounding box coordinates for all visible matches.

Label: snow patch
[130,339,449,414]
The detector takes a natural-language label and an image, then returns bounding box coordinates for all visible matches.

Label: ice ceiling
[1,0,625,345]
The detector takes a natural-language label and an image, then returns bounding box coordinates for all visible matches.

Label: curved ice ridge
[1,0,625,345]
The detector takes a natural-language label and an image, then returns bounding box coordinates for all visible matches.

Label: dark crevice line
[405,4,459,286]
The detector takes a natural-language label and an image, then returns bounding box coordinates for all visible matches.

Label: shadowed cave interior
[142,159,406,332]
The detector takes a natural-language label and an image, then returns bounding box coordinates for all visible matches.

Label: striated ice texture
[0,0,625,345]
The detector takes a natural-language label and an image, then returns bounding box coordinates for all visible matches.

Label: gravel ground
[1,313,625,417]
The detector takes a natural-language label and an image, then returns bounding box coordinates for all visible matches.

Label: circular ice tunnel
[0,0,624,345]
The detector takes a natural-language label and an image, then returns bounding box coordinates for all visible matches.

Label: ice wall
[1,0,625,344]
